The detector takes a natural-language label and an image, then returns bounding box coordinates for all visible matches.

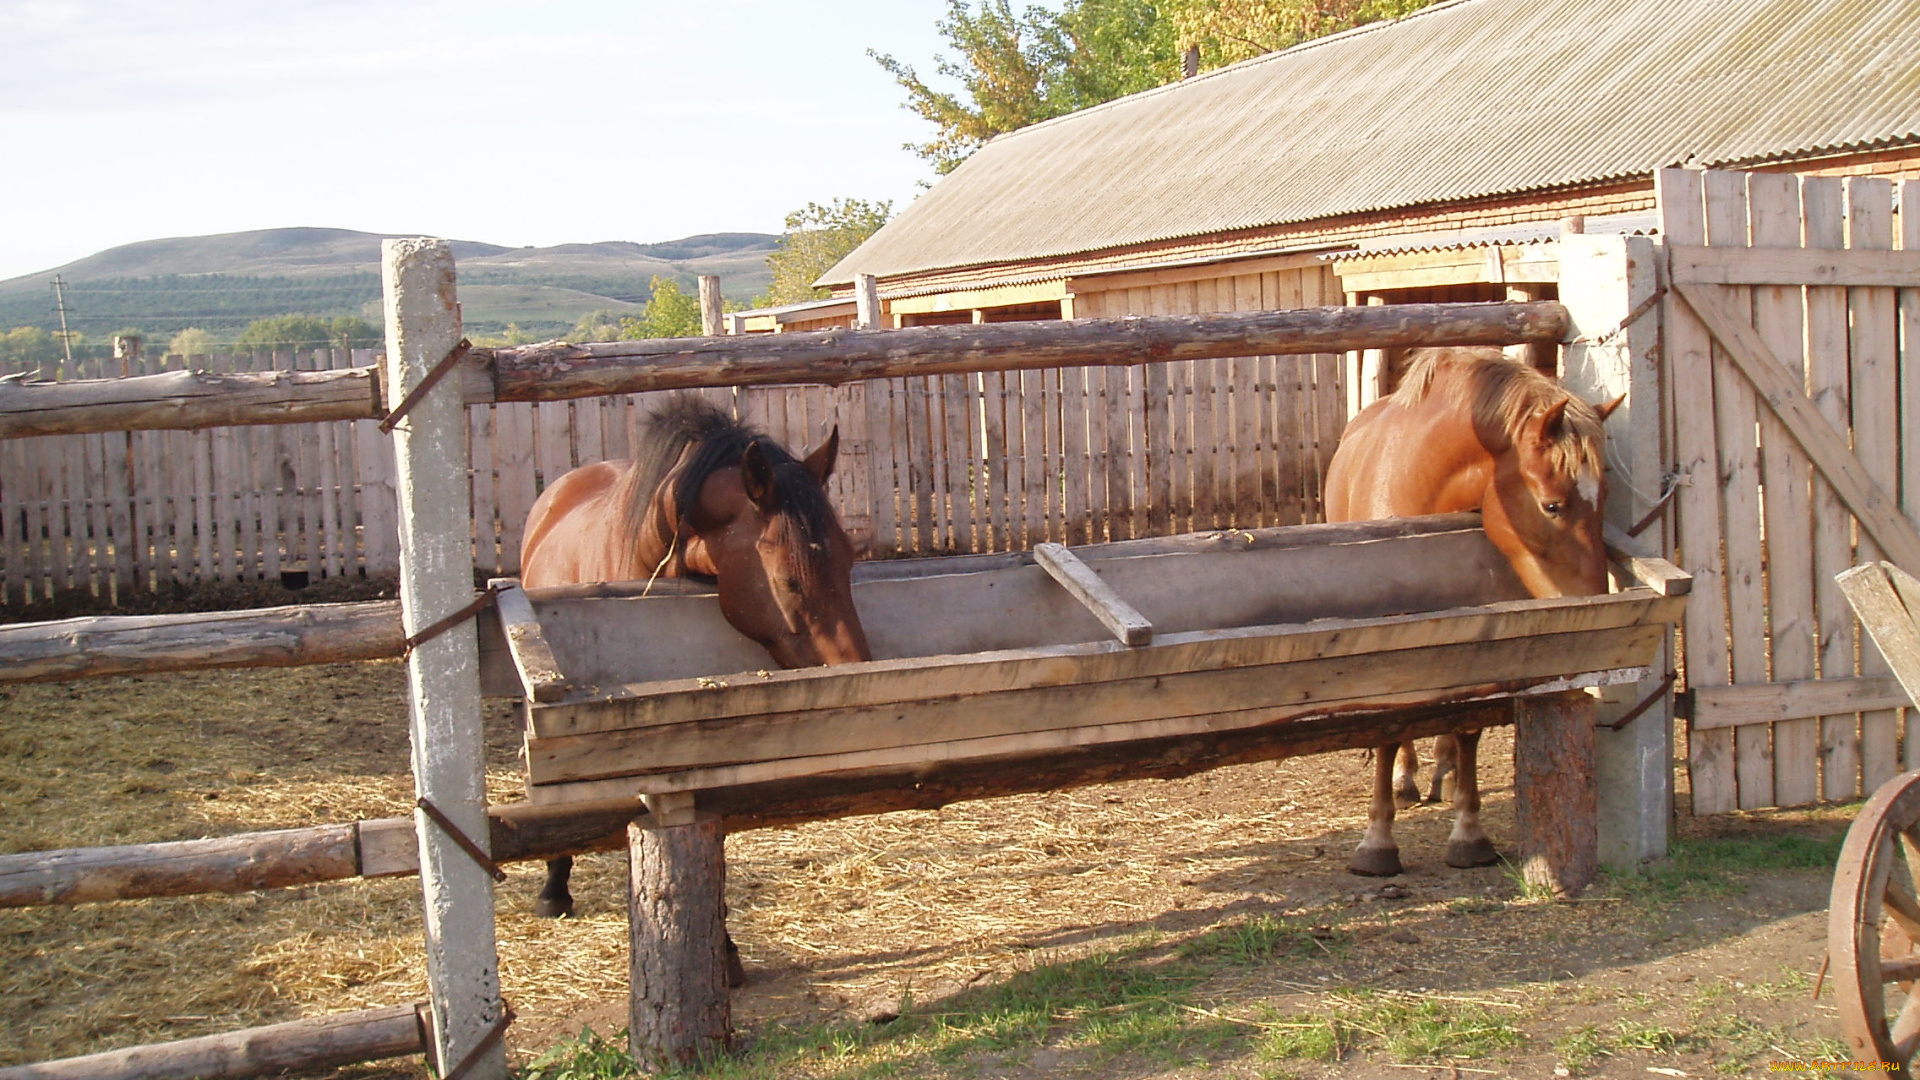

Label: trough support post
[382,238,508,1080]
[1512,691,1599,896]
[1559,230,1672,868]
[628,809,731,1070]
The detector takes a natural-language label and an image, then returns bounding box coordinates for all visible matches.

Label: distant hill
[0,227,780,346]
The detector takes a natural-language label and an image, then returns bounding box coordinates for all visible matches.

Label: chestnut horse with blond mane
[519,395,871,922]
[1324,346,1618,877]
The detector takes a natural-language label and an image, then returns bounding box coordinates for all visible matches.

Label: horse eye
[1543,501,1563,517]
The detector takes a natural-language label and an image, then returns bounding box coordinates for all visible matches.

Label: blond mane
[1391,347,1604,481]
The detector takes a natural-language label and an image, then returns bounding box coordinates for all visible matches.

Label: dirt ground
[0,652,1861,1078]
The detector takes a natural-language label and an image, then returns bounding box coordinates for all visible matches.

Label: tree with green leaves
[758,198,894,306]
[167,328,217,358]
[618,276,704,339]
[234,314,381,353]
[876,0,1435,173]
[0,326,60,370]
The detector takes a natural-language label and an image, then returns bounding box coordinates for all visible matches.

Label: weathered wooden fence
[1,350,1342,603]
[1661,168,1920,812]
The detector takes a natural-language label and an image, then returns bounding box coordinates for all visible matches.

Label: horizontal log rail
[0,365,380,439]
[0,694,1528,909]
[0,302,1569,438]
[0,1002,428,1080]
[0,601,408,684]
[486,302,1570,401]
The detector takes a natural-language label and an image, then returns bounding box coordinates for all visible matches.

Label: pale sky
[0,0,955,282]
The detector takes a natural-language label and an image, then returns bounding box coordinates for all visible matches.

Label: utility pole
[50,275,75,376]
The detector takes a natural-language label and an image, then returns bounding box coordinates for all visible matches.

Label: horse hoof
[533,894,575,919]
[1348,847,1404,877]
[1393,784,1421,810]
[1443,838,1500,869]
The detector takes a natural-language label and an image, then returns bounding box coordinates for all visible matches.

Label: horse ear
[1535,398,1571,440]
[802,425,840,484]
[739,441,776,508]
[1595,393,1627,422]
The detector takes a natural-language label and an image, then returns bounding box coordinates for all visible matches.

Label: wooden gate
[1661,167,1920,812]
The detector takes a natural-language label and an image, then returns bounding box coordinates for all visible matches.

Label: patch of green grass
[1605,832,1843,904]
[1256,990,1524,1064]
[1446,896,1505,916]
[1179,913,1349,966]
[1500,859,1560,904]
[518,1027,641,1079]
[1553,1024,1608,1073]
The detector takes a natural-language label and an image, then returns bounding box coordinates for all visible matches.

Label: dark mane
[618,394,837,587]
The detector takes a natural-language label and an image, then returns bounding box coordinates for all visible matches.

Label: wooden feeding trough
[488,511,1684,1065]
[496,513,1683,811]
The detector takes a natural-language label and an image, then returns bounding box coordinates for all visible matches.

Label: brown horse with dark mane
[1324,346,1619,877]
[520,395,871,920]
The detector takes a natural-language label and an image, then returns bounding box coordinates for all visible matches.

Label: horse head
[703,427,871,669]
[1480,393,1622,599]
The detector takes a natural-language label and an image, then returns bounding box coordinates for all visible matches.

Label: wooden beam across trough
[0,303,1566,438]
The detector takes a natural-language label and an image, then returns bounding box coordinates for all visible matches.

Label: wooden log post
[628,804,731,1069]
[1512,690,1599,897]
[382,238,508,1080]
[0,1003,428,1080]
[1559,228,1672,867]
[698,276,723,338]
[855,273,882,330]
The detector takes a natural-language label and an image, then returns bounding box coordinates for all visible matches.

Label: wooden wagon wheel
[1831,768,1920,1070]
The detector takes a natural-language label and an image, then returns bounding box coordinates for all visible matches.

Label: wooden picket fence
[0,347,1344,603]
[1663,168,1920,812]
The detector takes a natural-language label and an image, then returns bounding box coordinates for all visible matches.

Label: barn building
[736,0,1919,358]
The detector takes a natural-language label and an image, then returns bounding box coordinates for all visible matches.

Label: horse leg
[1442,729,1500,868]
[1427,734,1459,804]
[1392,741,1422,809]
[535,856,575,919]
[1350,744,1405,876]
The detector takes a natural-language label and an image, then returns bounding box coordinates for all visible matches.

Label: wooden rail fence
[2,303,1563,603]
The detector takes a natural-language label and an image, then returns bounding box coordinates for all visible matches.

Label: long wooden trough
[491,513,1685,811]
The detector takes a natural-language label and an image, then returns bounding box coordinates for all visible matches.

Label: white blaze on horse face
[1576,468,1600,510]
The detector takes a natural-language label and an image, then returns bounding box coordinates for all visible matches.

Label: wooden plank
[492,582,571,702]
[1848,177,1903,794]
[531,658,1653,801]
[1902,179,1920,770]
[0,365,381,439]
[864,379,899,555]
[1670,243,1920,287]
[1691,674,1911,731]
[1837,564,1920,725]
[530,583,1679,738]
[1017,367,1045,547]
[1,438,24,603]
[835,381,874,554]
[103,427,133,595]
[981,372,1009,550]
[1804,177,1862,799]
[1748,171,1820,806]
[1144,289,1174,536]
[946,372,975,552]
[1657,168,1736,815]
[468,406,498,576]
[1062,365,1091,545]
[1032,542,1154,646]
[357,394,397,577]
[315,360,345,579]
[1700,171,1773,810]
[493,403,537,571]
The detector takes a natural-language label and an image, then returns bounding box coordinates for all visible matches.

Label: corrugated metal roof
[826,0,1920,285]
[1343,211,1660,256]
